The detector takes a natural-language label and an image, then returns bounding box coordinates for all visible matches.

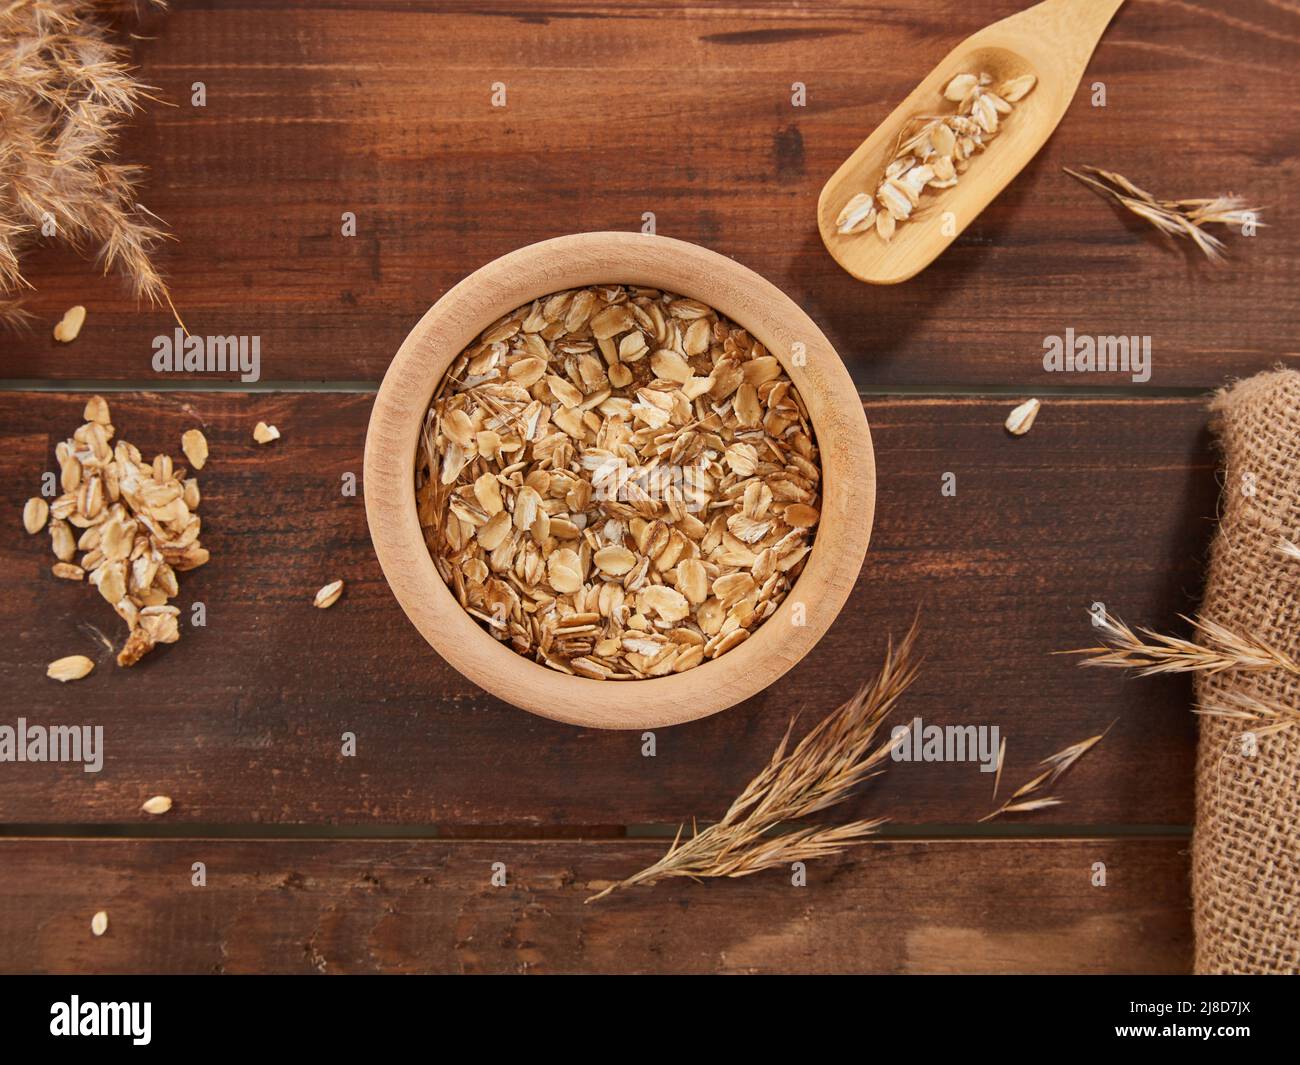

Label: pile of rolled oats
[23,396,209,669]
[416,285,822,680]
[836,71,1038,241]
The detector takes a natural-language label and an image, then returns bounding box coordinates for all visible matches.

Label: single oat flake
[416,284,822,680]
[1005,398,1041,435]
[52,305,86,342]
[47,655,95,682]
[91,910,108,936]
[314,580,344,608]
[181,428,209,470]
[141,795,173,815]
[22,497,48,534]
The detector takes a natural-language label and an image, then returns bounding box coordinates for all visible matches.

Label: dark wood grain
[0,837,1192,973]
[4,0,1297,387]
[0,392,1213,826]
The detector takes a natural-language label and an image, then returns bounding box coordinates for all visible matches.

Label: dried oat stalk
[836,71,1037,241]
[417,285,822,680]
[1064,166,1263,262]
[0,0,173,325]
[1195,689,1300,737]
[1067,608,1300,737]
[587,622,921,901]
[1064,609,1299,677]
[980,725,1111,822]
[23,396,209,667]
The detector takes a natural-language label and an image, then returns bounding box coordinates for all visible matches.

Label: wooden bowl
[364,232,875,729]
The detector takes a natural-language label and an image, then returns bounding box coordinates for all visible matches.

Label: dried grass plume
[1,0,174,327]
[587,620,921,902]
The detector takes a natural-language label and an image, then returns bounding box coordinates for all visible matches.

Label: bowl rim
[364,231,875,729]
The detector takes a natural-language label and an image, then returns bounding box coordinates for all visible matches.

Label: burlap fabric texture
[1194,368,1300,974]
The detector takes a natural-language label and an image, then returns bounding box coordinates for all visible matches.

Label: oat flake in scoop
[416,285,822,680]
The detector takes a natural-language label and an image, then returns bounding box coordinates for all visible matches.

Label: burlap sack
[1194,368,1300,974]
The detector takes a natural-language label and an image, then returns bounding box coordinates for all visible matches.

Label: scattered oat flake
[91,910,108,936]
[141,795,173,815]
[253,421,280,444]
[47,655,95,682]
[314,579,344,608]
[181,428,209,470]
[23,497,48,534]
[52,305,86,343]
[1005,398,1041,436]
[84,395,110,424]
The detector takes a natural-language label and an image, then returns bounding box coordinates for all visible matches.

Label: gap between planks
[0,823,1192,841]
[0,380,1213,398]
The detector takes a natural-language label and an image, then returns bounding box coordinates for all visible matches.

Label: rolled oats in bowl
[415,284,822,680]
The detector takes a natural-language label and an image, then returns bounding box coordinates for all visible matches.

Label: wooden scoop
[818,0,1125,284]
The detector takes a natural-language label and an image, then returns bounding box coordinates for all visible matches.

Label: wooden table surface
[1,0,1296,974]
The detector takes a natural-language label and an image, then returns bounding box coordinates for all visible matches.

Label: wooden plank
[0,837,1192,973]
[0,392,1211,826]
[5,0,1296,387]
